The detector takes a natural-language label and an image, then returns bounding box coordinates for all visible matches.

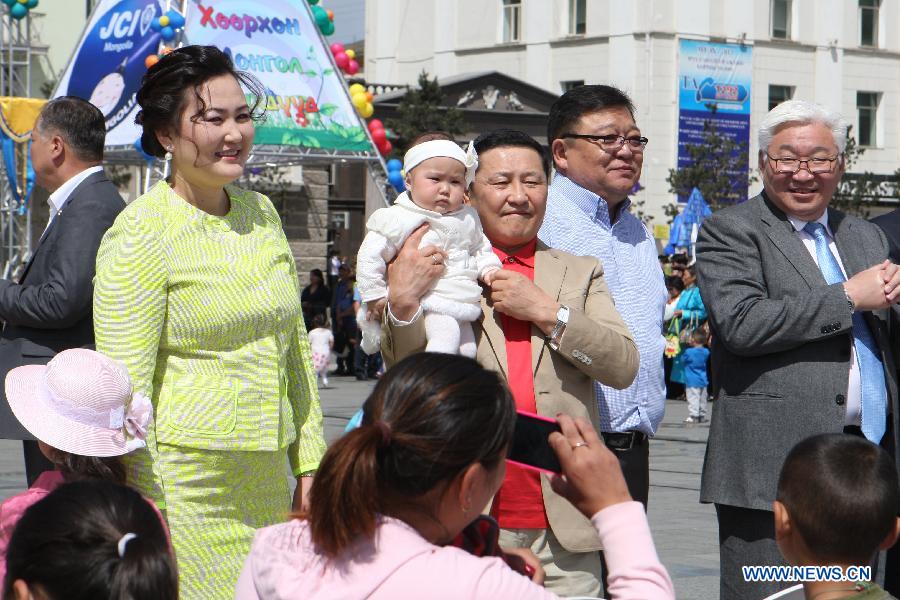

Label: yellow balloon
[159,15,170,27]
[361,102,374,119]
[348,83,365,95]
[345,49,356,60]
[352,93,367,110]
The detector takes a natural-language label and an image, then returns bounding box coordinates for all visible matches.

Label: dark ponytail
[3,480,177,600]
[306,353,516,557]
[135,45,266,158]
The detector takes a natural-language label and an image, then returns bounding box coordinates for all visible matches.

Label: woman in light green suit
[93,46,326,599]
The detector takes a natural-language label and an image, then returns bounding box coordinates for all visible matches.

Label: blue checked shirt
[539,173,668,436]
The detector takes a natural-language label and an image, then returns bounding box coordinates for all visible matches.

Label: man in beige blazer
[381,129,638,597]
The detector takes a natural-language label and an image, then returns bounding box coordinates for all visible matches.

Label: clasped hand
[844,260,900,311]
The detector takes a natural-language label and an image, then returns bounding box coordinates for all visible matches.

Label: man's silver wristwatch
[548,304,570,351]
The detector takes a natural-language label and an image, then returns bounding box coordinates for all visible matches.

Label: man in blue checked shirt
[539,85,667,510]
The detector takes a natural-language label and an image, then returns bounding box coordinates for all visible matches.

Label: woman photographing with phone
[93,45,326,598]
[236,354,674,599]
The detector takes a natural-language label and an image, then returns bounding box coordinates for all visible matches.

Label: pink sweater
[235,501,674,599]
[0,470,169,587]
[0,471,64,586]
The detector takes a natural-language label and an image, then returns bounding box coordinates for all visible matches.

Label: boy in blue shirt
[682,329,710,424]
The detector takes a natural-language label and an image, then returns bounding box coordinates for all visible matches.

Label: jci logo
[98,5,156,40]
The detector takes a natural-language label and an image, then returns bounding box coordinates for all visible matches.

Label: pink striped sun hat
[5,348,152,457]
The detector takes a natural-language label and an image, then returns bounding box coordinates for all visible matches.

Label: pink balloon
[371,128,387,145]
[346,59,359,75]
[334,52,350,70]
[330,42,345,55]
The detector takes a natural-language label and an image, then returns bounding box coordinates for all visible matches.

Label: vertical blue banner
[677,39,753,203]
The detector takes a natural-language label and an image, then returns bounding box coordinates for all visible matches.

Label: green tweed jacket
[94,182,326,493]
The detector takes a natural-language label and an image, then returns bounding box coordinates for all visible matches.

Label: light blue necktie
[804,222,887,443]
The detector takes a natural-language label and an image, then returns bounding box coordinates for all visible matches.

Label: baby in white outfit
[356,137,502,356]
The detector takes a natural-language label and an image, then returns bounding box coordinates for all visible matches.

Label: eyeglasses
[560,133,649,152]
[765,153,840,174]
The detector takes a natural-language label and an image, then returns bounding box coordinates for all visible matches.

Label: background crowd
[0,41,897,600]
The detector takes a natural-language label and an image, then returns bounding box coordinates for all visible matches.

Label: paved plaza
[0,376,720,598]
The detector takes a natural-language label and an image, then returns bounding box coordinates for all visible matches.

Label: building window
[768,85,793,111]
[859,0,880,47]
[857,91,879,147]
[561,80,584,92]
[568,0,586,35]
[771,0,791,39]
[502,0,522,43]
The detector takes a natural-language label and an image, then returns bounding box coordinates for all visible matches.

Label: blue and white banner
[676,39,753,203]
[54,0,164,146]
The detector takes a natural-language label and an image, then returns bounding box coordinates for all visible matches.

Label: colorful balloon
[388,171,405,191]
[1,0,16,6]
[379,140,393,156]
[158,14,170,27]
[160,26,175,40]
[308,0,319,4]
[386,158,402,172]
[330,42,345,54]
[365,91,374,102]
[333,51,349,70]
[167,10,185,28]
[312,5,329,28]
[360,102,374,119]
[351,93,368,110]
[346,49,356,60]
[9,3,27,18]
[368,119,385,132]
[320,20,335,36]
[25,0,36,6]
[370,128,387,145]
[346,60,359,75]
[349,83,366,96]
[326,9,333,20]
[145,54,160,68]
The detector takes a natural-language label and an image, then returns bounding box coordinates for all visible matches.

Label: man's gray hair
[758,100,850,154]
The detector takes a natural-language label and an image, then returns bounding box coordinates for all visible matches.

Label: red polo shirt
[489,238,549,529]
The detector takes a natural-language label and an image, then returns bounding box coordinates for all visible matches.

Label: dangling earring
[164,147,173,161]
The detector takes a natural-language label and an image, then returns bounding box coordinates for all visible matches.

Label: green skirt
[126,444,291,599]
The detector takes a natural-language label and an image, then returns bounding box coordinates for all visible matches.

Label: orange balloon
[326,9,333,20]
[365,91,374,102]
[145,55,160,68]
[161,47,174,55]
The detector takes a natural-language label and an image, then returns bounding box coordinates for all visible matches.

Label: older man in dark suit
[0,96,125,485]
[697,100,900,599]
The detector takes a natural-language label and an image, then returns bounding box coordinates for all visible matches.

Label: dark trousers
[715,504,790,600]
[23,439,54,487]
[600,436,650,596]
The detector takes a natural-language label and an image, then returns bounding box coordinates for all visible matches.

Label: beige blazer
[381,241,639,552]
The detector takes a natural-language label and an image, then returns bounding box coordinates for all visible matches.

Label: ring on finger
[432,254,442,265]
[571,441,589,449]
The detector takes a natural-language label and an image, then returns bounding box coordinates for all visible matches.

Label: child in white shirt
[356,134,501,357]
[307,314,334,388]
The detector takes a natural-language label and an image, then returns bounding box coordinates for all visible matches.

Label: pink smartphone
[506,410,563,474]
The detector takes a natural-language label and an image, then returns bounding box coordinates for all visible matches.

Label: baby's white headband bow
[403,140,479,186]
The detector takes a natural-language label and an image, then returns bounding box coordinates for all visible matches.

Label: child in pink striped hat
[0,348,156,584]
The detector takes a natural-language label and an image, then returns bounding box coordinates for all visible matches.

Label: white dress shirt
[45,166,104,229]
[788,209,860,426]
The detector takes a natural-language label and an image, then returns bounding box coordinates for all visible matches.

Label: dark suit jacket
[872,209,900,263]
[0,170,125,439]
[697,192,899,511]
